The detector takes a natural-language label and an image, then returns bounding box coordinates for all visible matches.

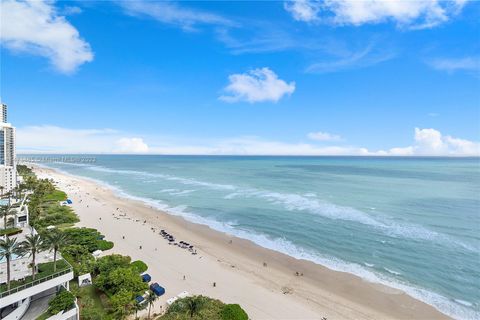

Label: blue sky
[1,0,479,155]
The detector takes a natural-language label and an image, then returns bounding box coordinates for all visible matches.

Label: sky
[1,0,479,156]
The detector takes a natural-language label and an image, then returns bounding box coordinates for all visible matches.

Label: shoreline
[31,164,450,320]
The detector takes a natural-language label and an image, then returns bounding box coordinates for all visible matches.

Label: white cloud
[16,125,147,154]
[17,126,479,156]
[306,43,395,73]
[284,0,468,29]
[383,128,480,156]
[0,0,93,73]
[428,57,480,74]
[307,131,342,141]
[220,68,295,103]
[115,138,149,153]
[119,0,234,31]
[284,0,320,22]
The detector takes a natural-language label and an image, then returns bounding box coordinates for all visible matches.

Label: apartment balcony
[0,260,74,309]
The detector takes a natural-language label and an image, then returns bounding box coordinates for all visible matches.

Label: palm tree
[21,234,47,280]
[45,231,69,272]
[0,237,23,290]
[133,299,145,320]
[185,296,203,318]
[146,290,158,319]
[0,204,15,230]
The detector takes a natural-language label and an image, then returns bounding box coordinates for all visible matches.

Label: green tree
[21,233,47,280]
[94,254,131,275]
[110,289,134,319]
[0,204,15,230]
[95,267,147,296]
[0,236,24,290]
[46,231,69,271]
[133,299,146,320]
[145,290,158,319]
[185,296,204,318]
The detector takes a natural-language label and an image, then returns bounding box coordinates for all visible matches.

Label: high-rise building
[0,103,17,194]
[1,103,7,123]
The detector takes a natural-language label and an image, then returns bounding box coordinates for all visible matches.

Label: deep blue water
[35,155,480,319]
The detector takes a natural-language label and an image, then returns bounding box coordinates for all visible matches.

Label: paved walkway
[22,288,56,320]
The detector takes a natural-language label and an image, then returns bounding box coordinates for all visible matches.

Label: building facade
[0,103,17,194]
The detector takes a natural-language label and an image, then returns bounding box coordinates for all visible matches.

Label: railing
[0,267,72,298]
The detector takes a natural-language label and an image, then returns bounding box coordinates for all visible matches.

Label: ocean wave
[104,185,478,319]
[53,163,475,251]
[37,164,479,319]
[52,163,478,253]
[85,165,237,191]
[384,267,402,276]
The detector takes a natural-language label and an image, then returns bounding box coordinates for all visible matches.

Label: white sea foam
[41,164,479,320]
[384,267,402,276]
[364,262,375,267]
[55,163,475,251]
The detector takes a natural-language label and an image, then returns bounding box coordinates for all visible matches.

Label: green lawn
[76,284,112,319]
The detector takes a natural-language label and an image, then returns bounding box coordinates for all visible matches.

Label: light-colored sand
[32,165,449,320]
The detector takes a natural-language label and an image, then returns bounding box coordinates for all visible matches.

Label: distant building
[1,103,7,124]
[0,103,17,194]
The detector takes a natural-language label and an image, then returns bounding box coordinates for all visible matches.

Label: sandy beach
[31,165,449,320]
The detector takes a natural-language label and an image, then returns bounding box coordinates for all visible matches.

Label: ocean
[35,155,479,319]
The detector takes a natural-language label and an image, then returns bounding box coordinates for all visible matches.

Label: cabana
[141,273,151,282]
[177,291,189,299]
[78,273,92,287]
[66,199,73,204]
[135,295,145,304]
[150,283,165,296]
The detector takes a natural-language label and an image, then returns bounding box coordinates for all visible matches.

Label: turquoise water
[40,156,479,318]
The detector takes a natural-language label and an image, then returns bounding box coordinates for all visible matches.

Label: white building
[0,198,78,320]
[0,103,17,194]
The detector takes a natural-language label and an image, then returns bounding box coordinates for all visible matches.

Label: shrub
[130,260,148,273]
[221,304,248,320]
[63,228,107,252]
[48,290,75,315]
[94,254,131,275]
[0,227,22,236]
[96,240,114,251]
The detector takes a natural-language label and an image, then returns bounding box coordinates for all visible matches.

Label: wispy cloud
[0,0,93,73]
[16,126,149,154]
[119,0,235,31]
[220,68,295,103]
[427,56,480,75]
[284,0,469,29]
[17,126,480,156]
[306,43,395,73]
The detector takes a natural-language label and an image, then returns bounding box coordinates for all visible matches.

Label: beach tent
[166,297,178,305]
[177,291,189,299]
[141,273,151,282]
[150,283,166,296]
[66,199,73,204]
[135,295,145,304]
